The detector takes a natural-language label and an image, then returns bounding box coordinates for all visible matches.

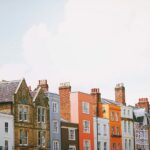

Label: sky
[0,0,150,105]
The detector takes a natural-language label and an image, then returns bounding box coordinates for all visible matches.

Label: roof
[0,80,21,102]
[30,87,41,101]
[101,98,121,106]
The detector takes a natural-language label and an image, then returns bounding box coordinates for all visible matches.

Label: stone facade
[0,79,50,150]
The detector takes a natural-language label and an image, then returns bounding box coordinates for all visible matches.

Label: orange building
[59,83,100,150]
[101,99,122,150]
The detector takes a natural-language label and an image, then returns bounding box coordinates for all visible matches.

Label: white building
[0,113,14,150]
[94,117,109,150]
[134,108,149,150]
[121,105,134,150]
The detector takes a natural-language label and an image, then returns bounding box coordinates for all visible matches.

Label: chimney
[38,80,49,92]
[59,82,71,121]
[115,83,126,105]
[91,88,101,116]
[135,98,149,113]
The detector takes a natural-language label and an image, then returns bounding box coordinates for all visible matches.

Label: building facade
[61,120,79,150]
[48,93,61,150]
[102,99,122,150]
[0,79,50,150]
[93,117,110,150]
[0,113,14,150]
[134,108,150,150]
[38,80,61,150]
[121,106,134,150]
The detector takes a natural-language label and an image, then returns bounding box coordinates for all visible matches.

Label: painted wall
[93,117,110,150]
[70,92,94,150]
[0,113,14,150]
[121,106,134,150]
[48,93,61,150]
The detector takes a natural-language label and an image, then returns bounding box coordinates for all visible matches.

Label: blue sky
[0,0,150,105]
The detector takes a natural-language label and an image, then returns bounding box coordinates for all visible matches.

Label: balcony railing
[111,134,122,137]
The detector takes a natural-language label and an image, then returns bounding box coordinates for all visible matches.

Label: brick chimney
[91,88,101,116]
[115,83,126,105]
[38,80,49,92]
[59,82,71,121]
[135,98,149,113]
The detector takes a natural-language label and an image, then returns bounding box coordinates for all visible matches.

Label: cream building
[121,105,134,150]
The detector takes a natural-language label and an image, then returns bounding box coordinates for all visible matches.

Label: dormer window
[19,105,29,122]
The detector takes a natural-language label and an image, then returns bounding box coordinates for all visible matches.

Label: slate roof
[101,98,121,106]
[0,80,20,102]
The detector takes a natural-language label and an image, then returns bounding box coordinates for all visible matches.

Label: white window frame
[53,140,59,150]
[53,120,58,133]
[38,131,46,147]
[52,102,58,113]
[83,120,90,133]
[69,145,76,150]
[20,129,28,146]
[104,124,107,136]
[116,112,118,121]
[83,140,90,150]
[68,128,76,140]
[18,105,29,122]
[82,102,90,114]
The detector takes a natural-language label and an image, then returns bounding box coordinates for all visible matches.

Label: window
[125,139,127,150]
[53,120,58,133]
[38,131,45,147]
[69,128,76,140]
[19,105,28,121]
[112,143,116,150]
[104,142,107,150]
[69,145,76,150]
[128,122,131,133]
[5,140,8,150]
[83,120,90,133]
[98,142,101,150]
[20,130,28,145]
[112,127,115,135]
[116,112,118,121]
[52,102,58,113]
[129,140,131,150]
[82,102,90,114]
[83,140,90,150]
[124,109,126,116]
[111,112,115,121]
[116,127,119,135]
[53,141,59,150]
[128,110,130,116]
[104,125,107,136]
[124,121,126,133]
[5,122,8,133]
[37,107,45,123]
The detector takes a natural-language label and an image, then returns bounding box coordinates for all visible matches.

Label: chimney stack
[115,83,126,105]
[59,82,71,121]
[91,88,101,116]
[135,98,149,113]
[38,80,49,92]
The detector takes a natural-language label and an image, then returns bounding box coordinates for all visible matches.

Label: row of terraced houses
[0,78,150,150]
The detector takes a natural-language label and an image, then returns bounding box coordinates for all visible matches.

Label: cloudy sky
[0,0,150,105]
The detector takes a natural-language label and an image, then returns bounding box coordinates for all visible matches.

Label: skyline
[1,0,150,105]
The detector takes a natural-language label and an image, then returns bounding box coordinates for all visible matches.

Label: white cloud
[1,0,150,105]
